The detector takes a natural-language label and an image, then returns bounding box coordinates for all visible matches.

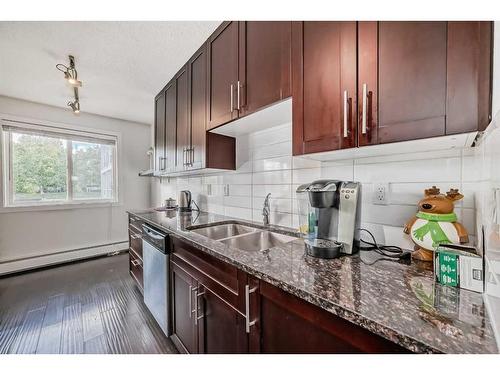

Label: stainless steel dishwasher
[142,224,170,337]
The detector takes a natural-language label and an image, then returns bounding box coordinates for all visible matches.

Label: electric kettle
[178,190,192,211]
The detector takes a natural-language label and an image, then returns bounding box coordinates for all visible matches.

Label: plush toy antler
[425,186,440,196]
[446,188,464,201]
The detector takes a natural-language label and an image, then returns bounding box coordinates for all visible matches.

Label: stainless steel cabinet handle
[159,156,166,171]
[194,288,205,325]
[186,148,190,167]
[189,286,197,318]
[130,233,141,240]
[245,284,257,333]
[131,259,142,266]
[362,83,368,135]
[190,147,194,166]
[343,90,348,138]
[236,81,241,111]
[230,84,234,113]
[183,148,187,167]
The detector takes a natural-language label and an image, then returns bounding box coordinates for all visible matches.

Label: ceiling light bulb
[67,77,82,87]
[68,100,80,114]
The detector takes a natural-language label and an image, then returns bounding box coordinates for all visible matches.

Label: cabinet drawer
[171,238,246,313]
[129,250,144,291]
[129,215,144,233]
[129,231,143,259]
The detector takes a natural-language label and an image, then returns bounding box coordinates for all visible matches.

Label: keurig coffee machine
[296,180,361,259]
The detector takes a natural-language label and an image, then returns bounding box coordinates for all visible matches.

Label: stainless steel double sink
[189,223,297,252]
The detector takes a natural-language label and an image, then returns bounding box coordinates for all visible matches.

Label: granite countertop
[129,209,498,354]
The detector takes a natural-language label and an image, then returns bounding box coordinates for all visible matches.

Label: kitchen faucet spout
[263,193,271,225]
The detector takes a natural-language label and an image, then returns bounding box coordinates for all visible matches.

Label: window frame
[0,114,121,211]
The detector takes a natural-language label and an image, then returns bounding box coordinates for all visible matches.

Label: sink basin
[190,223,257,240]
[220,231,297,252]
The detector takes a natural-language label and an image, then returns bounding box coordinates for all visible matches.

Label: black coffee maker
[296,180,361,259]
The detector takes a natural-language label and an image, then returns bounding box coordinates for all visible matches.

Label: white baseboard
[0,241,129,276]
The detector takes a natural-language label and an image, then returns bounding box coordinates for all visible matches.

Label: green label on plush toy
[438,252,459,287]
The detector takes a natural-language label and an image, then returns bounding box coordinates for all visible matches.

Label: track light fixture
[56,55,82,87]
[67,87,80,114]
[56,55,83,114]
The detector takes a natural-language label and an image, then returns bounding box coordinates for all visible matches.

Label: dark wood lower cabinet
[170,261,197,353]
[254,280,408,353]
[170,238,408,354]
[128,215,144,292]
[197,285,248,353]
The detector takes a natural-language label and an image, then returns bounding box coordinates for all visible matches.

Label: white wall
[0,96,151,272]
[480,21,500,347]
[152,121,478,251]
[493,22,500,117]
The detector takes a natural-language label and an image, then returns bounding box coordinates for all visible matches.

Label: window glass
[72,141,114,200]
[3,122,117,207]
[12,133,68,203]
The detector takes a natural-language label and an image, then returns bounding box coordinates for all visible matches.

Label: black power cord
[357,228,411,260]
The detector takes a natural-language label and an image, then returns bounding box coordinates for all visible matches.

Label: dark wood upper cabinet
[238,21,292,116]
[154,92,165,171]
[157,44,236,175]
[358,21,492,146]
[359,21,448,145]
[207,21,239,130]
[207,21,292,130]
[293,21,492,155]
[157,21,492,162]
[175,65,189,171]
[292,21,357,155]
[164,80,177,173]
[446,21,492,134]
[188,45,207,170]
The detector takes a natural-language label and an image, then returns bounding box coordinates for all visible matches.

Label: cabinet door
[196,285,248,353]
[207,21,239,130]
[359,21,448,145]
[176,66,190,171]
[292,21,357,155]
[154,92,165,171]
[170,262,197,353]
[239,21,291,116]
[164,80,177,173]
[188,45,207,170]
[256,280,407,353]
[446,21,492,134]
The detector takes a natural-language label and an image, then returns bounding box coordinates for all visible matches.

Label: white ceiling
[0,21,221,124]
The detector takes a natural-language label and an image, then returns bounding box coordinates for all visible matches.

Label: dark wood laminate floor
[0,253,178,354]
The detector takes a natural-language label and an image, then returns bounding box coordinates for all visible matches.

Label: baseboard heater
[0,241,129,276]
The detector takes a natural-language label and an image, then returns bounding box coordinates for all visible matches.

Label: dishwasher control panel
[142,224,168,253]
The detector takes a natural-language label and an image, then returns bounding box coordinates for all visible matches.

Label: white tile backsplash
[154,121,480,251]
[253,170,292,185]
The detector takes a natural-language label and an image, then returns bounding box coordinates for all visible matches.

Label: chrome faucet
[263,193,271,225]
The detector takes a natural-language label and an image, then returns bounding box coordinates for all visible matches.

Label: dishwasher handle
[142,224,168,253]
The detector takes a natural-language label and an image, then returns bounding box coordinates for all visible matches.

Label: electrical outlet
[372,183,390,205]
